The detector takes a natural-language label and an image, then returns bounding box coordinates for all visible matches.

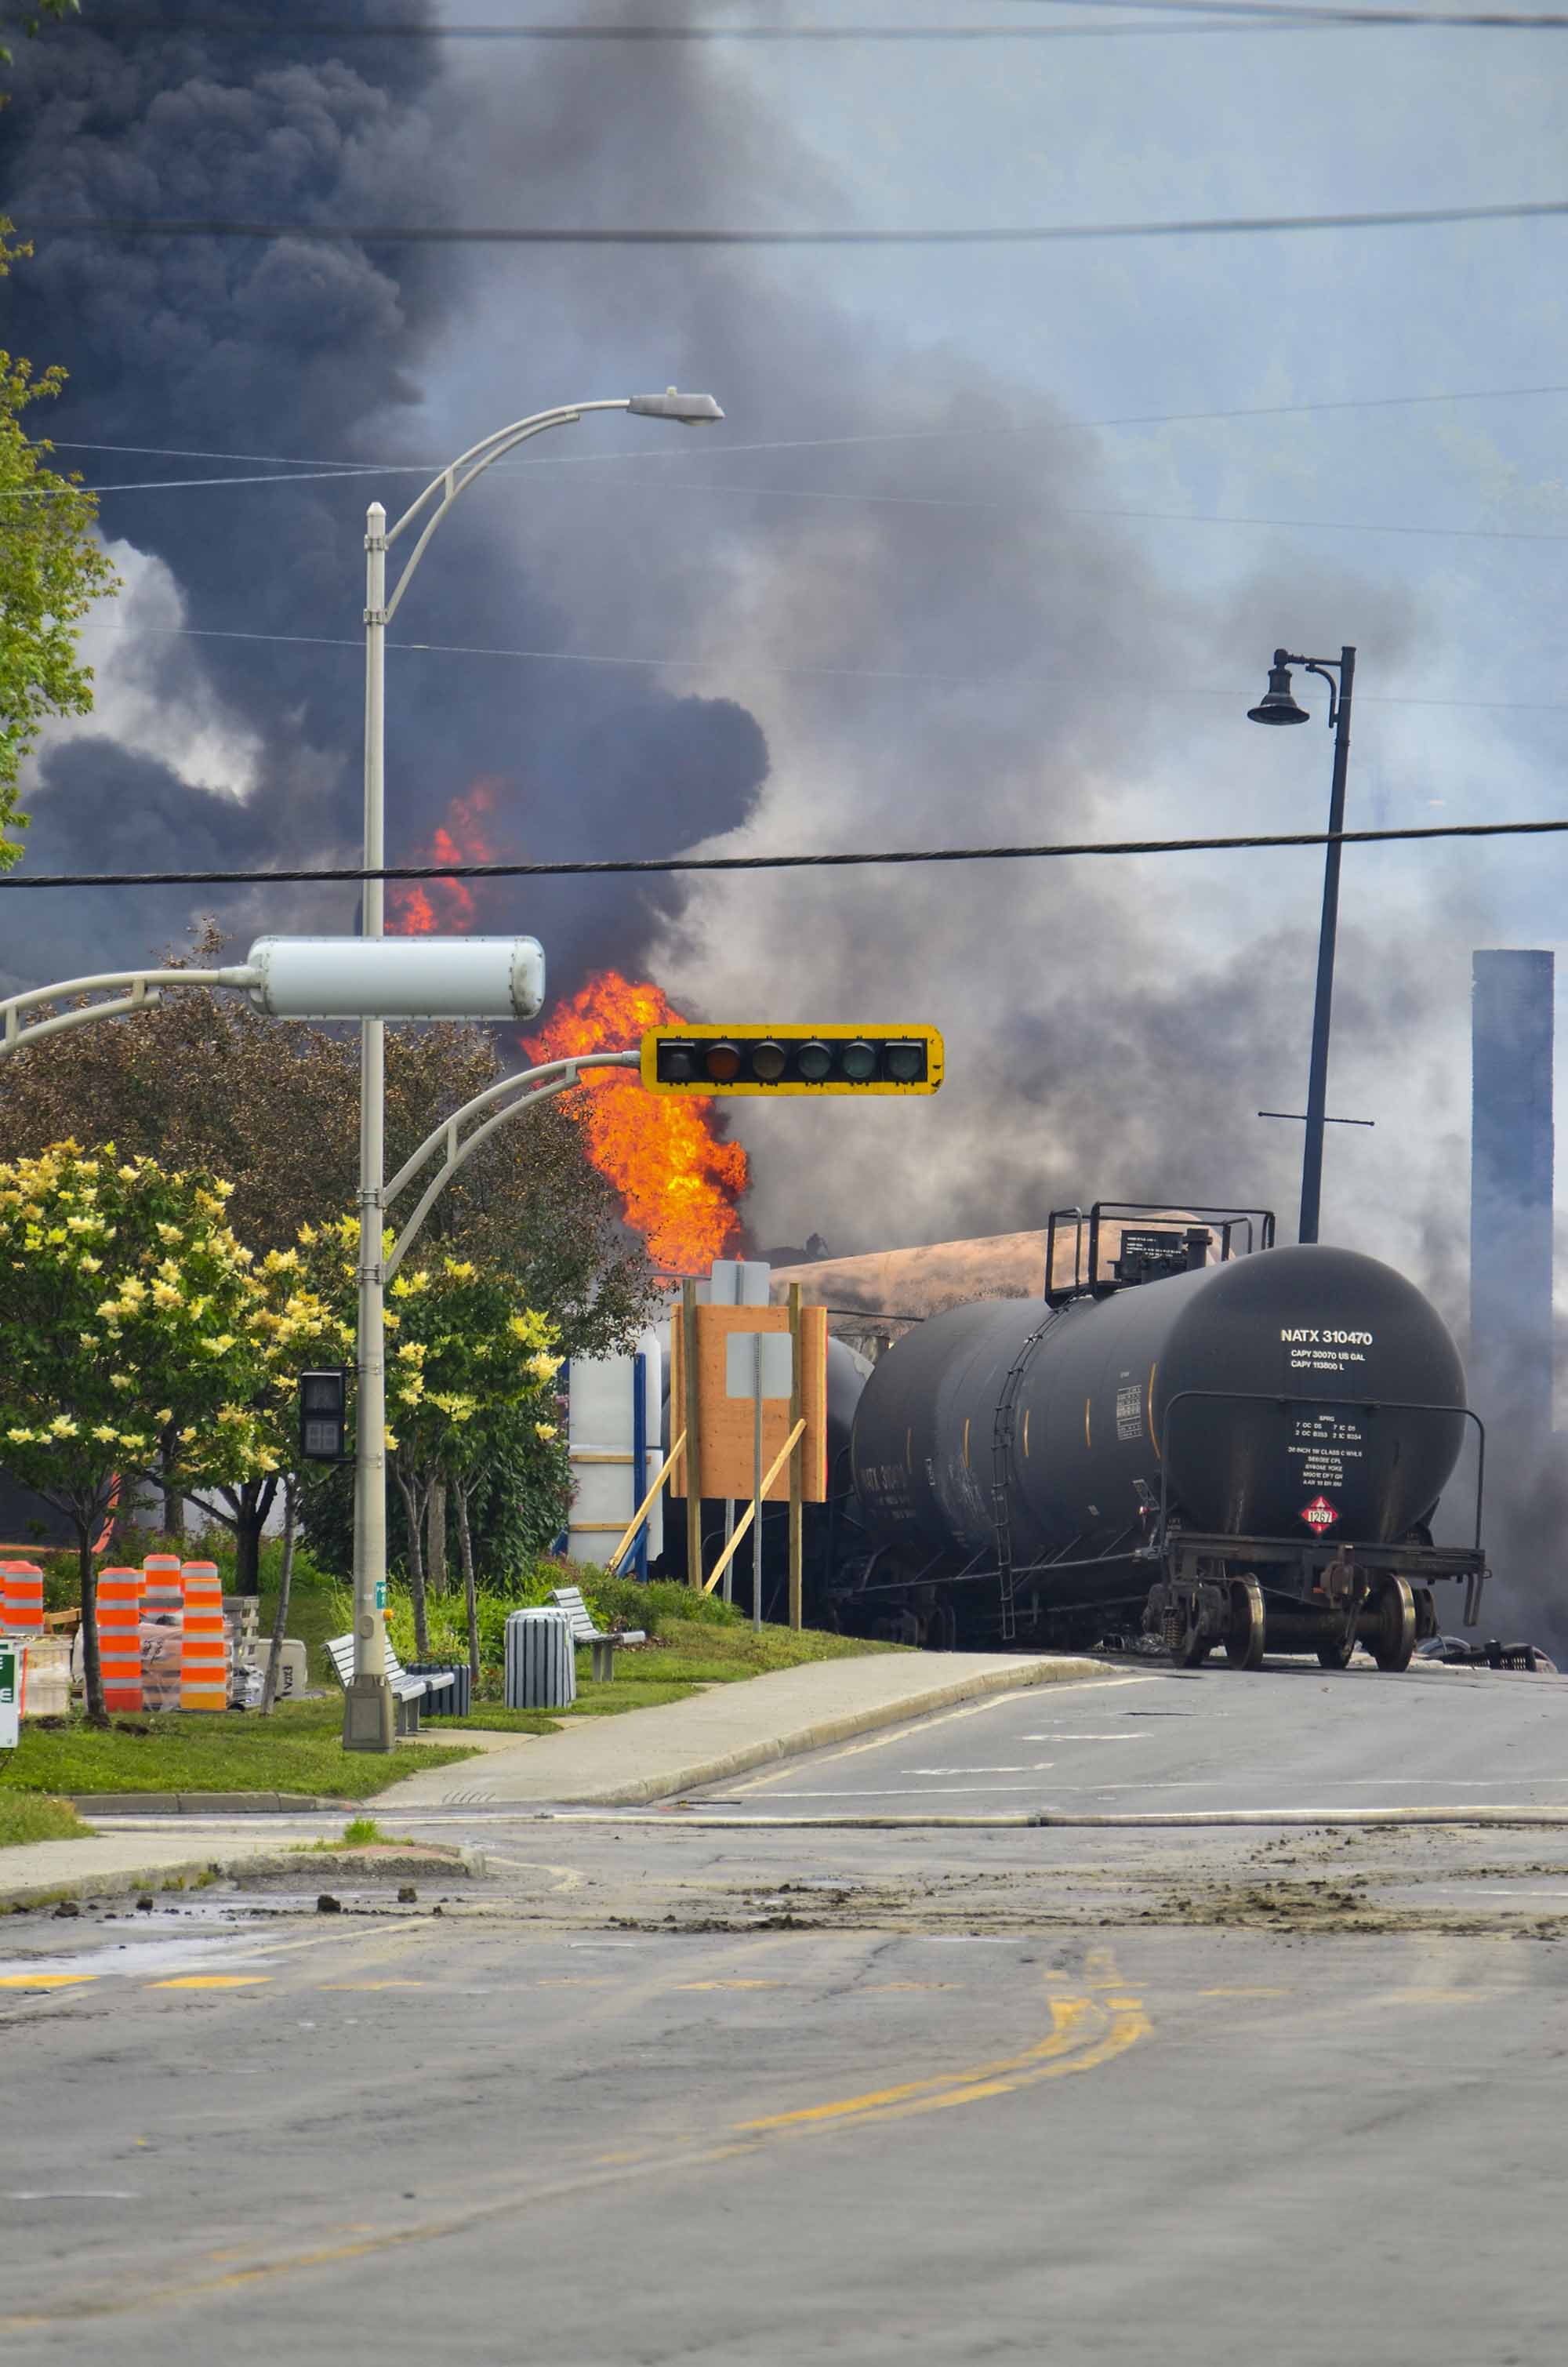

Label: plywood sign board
[670,1303,828,1503]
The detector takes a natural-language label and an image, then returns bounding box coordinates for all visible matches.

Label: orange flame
[527,974,750,1272]
[389,783,498,935]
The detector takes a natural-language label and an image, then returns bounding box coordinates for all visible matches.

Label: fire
[389,783,499,935]
[527,973,750,1272]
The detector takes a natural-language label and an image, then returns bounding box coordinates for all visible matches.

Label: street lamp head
[626,387,724,424]
[1247,650,1311,727]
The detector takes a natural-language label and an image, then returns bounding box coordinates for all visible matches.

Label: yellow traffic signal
[641,1022,943,1096]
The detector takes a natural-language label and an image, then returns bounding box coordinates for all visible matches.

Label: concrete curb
[463,1655,1109,1808]
[67,1792,350,1817]
[525,1805,1568,1832]
[0,1836,488,1912]
[0,1853,232,1911]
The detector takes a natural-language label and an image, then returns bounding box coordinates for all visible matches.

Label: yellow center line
[148,1976,271,1991]
[0,1973,96,1988]
[1,1948,1150,2326]
[739,1993,1103,2130]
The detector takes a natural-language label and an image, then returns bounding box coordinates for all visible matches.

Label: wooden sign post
[682,1278,702,1589]
[788,1283,804,1631]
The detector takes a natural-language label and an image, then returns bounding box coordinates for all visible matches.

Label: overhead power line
[40,466,1568,546]
[27,198,1568,245]
[1004,0,1568,24]
[86,6,1568,31]
[40,381,1568,476]
[70,619,1568,709]
[3,815,1566,895]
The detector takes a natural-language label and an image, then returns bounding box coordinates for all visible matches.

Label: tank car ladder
[990,1312,1065,1643]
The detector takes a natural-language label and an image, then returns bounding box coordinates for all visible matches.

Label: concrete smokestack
[1471,949,1555,1439]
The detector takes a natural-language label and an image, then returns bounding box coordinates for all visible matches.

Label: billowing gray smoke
[4,6,1446,1277]
[0,2,768,988]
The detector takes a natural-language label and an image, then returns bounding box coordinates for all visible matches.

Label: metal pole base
[342,1674,397,1752]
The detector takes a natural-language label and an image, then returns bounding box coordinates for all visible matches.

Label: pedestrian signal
[641,1023,942,1096]
[299,1368,350,1462]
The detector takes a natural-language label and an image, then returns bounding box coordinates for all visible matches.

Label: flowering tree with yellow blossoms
[0,1143,261,1720]
[175,1238,358,1711]
[274,1221,564,1672]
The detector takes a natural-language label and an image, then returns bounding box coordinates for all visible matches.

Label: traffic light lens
[884,1040,926,1084]
[705,1041,742,1083]
[840,1040,877,1082]
[658,1041,702,1083]
[751,1040,788,1082]
[796,1040,833,1081]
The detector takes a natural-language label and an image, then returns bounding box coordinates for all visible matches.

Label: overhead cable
[40,382,1568,477]
[27,198,1568,245]
[3,815,1567,894]
[86,6,1568,31]
[68,620,1568,708]
[1003,0,1568,24]
[40,467,1568,545]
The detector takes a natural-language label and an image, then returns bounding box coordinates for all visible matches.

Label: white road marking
[724,1676,1160,1793]
[898,1765,1055,1777]
[1018,1734,1150,1744]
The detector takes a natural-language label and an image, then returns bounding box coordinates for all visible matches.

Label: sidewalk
[375,1647,1105,1810]
[0,1650,1109,1906]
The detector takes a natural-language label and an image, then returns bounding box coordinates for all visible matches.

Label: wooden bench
[548,1585,644,1683]
[325,1635,456,1735]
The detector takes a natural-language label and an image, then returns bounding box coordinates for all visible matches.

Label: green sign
[0,1642,18,1752]
[375,1579,387,1613]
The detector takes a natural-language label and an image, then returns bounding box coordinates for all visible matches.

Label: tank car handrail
[1153,1388,1485,1556]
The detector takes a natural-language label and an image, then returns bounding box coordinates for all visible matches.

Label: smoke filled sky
[5,1,1568,1352]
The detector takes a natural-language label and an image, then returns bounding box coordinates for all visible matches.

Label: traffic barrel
[179,1561,227,1712]
[96,1567,143,1713]
[0,1563,45,1633]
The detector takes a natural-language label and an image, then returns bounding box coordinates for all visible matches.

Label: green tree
[0,924,658,1351]
[0,1142,263,1719]
[0,227,120,866]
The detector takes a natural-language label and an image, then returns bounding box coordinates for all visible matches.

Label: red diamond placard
[1301,1495,1339,1532]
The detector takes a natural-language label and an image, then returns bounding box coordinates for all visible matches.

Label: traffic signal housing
[299,1368,350,1463]
[641,1022,943,1096]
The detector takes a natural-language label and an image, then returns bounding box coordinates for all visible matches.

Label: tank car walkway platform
[372,1649,1106,1810]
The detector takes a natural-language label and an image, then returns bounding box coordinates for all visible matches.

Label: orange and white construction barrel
[0,1563,45,1633]
[179,1560,228,1713]
[95,1567,143,1713]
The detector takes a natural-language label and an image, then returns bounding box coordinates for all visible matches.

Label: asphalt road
[3,1664,1567,2364]
[684,1657,1568,1820]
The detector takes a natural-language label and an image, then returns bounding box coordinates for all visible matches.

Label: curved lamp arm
[0,966,258,1058]
[380,390,722,625]
[383,1048,640,1281]
[1282,652,1345,731]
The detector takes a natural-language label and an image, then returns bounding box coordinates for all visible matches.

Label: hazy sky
[5,2,1567,1347]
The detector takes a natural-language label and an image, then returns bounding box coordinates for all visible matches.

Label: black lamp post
[1247,643,1356,1247]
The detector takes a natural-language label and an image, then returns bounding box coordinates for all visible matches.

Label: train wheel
[1370,1574,1417,1672]
[1316,1628,1356,1669]
[1223,1577,1265,1670]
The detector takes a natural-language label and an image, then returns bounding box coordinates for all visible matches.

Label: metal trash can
[405,1659,472,1717]
[505,1609,575,1710]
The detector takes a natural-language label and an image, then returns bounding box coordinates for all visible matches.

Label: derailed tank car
[844,1204,1489,1669]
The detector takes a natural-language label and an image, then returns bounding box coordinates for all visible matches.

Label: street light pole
[343,503,395,1749]
[343,391,723,1750]
[1247,643,1356,1248]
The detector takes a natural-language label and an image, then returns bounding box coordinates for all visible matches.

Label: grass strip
[0,1792,93,1848]
[434,1620,892,1734]
[0,1696,475,1800]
